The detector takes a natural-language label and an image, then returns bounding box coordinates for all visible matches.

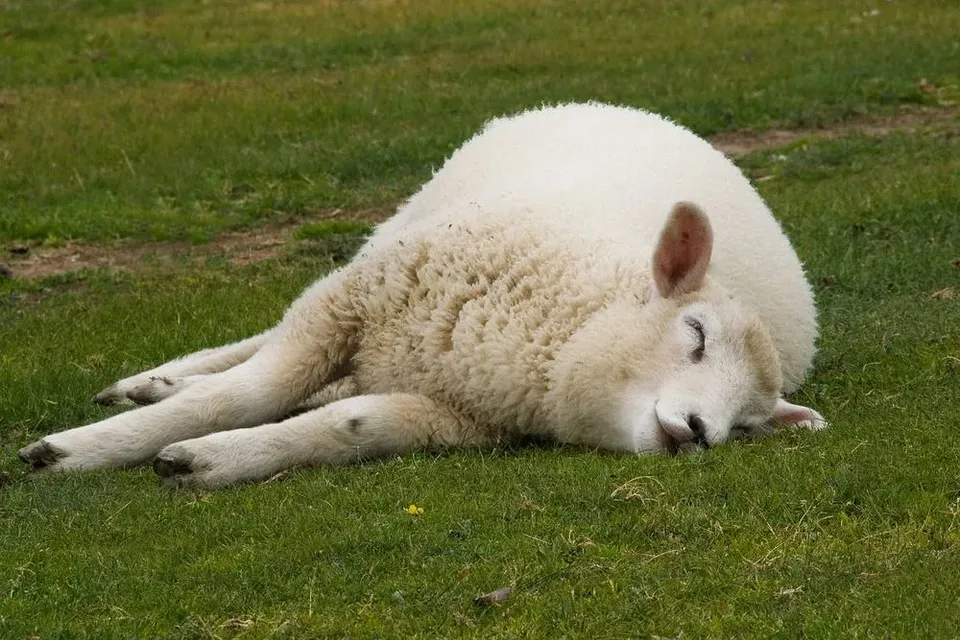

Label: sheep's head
[622,202,825,453]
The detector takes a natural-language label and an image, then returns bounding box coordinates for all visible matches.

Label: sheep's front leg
[94,329,274,406]
[153,394,490,489]
[296,375,359,412]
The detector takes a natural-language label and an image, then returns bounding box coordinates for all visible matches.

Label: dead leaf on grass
[474,587,512,606]
[0,90,19,108]
[930,288,956,300]
[610,475,666,504]
[221,616,256,630]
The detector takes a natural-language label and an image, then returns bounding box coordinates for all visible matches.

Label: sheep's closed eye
[686,318,705,362]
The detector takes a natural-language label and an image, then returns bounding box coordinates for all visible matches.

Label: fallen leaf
[221,617,255,631]
[474,587,512,606]
[931,288,956,300]
[518,500,543,512]
[0,90,19,108]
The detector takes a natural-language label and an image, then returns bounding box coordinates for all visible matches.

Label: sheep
[17,102,825,489]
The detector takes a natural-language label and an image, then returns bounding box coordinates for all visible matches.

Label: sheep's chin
[618,391,670,454]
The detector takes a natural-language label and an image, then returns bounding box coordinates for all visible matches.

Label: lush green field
[2,0,959,637]
[1,0,957,243]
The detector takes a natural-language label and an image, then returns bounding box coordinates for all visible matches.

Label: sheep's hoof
[153,451,195,487]
[126,387,160,406]
[18,440,64,470]
[126,376,180,406]
[92,384,133,406]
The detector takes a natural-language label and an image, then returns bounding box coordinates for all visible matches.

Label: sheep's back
[373,103,817,392]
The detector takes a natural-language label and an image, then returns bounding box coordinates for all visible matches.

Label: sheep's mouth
[662,429,680,455]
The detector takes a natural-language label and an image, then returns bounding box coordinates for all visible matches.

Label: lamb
[17,102,825,489]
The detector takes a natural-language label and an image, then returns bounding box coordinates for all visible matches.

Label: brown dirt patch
[4,227,320,279]
[2,106,956,282]
[709,105,958,156]
[2,208,392,282]
[4,226,295,281]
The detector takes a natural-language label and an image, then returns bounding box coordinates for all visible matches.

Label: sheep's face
[624,292,782,453]
[619,201,823,453]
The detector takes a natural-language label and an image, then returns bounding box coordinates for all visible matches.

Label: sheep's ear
[651,202,713,299]
[770,398,828,431]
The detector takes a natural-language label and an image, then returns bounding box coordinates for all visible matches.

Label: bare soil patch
[4,226,293,281]
[709,105,958,156]
[2,207,391,282]
[3,106,956,282]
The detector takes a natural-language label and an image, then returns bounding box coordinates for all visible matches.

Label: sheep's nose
[660,413,701,445]
[659,413,710,451]
[688,414,709,449]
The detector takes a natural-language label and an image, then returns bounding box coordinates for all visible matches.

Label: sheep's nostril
[687,414,704,435]
[688,414,709,448]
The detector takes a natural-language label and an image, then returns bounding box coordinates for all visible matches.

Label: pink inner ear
[652,202,713,298]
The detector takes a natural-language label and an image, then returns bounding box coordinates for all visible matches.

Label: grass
[1,0,957,243]
[2,0,960,637]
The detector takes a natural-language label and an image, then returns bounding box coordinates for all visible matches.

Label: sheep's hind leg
[19,271,361,472]
[126,372,360,412]
[93,330,274,406]
[124,374,209,406]
[154,393,489,489]
[19,353,304,472]
[124,372,359,411]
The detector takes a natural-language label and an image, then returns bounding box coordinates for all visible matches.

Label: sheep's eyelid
[686,317,706,362]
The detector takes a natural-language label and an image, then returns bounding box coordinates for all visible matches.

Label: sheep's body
[342,215,655,449]
[373,103,816,391]
[18,103,823,488]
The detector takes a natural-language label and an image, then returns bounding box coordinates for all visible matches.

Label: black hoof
[18,441,63,470]
[126,389,159,406]
[127,377,174,406]
[153,455,192,478]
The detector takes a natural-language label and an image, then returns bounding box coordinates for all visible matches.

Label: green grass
[2,127,959,638]
[2,0,960,637]
[1,0,957,243]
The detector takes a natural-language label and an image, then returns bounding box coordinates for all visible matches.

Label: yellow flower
[406,504,424,516]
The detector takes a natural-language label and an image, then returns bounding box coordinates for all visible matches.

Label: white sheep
[18,103,825,488]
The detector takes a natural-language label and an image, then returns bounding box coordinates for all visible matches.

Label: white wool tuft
[373,103,817,391]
